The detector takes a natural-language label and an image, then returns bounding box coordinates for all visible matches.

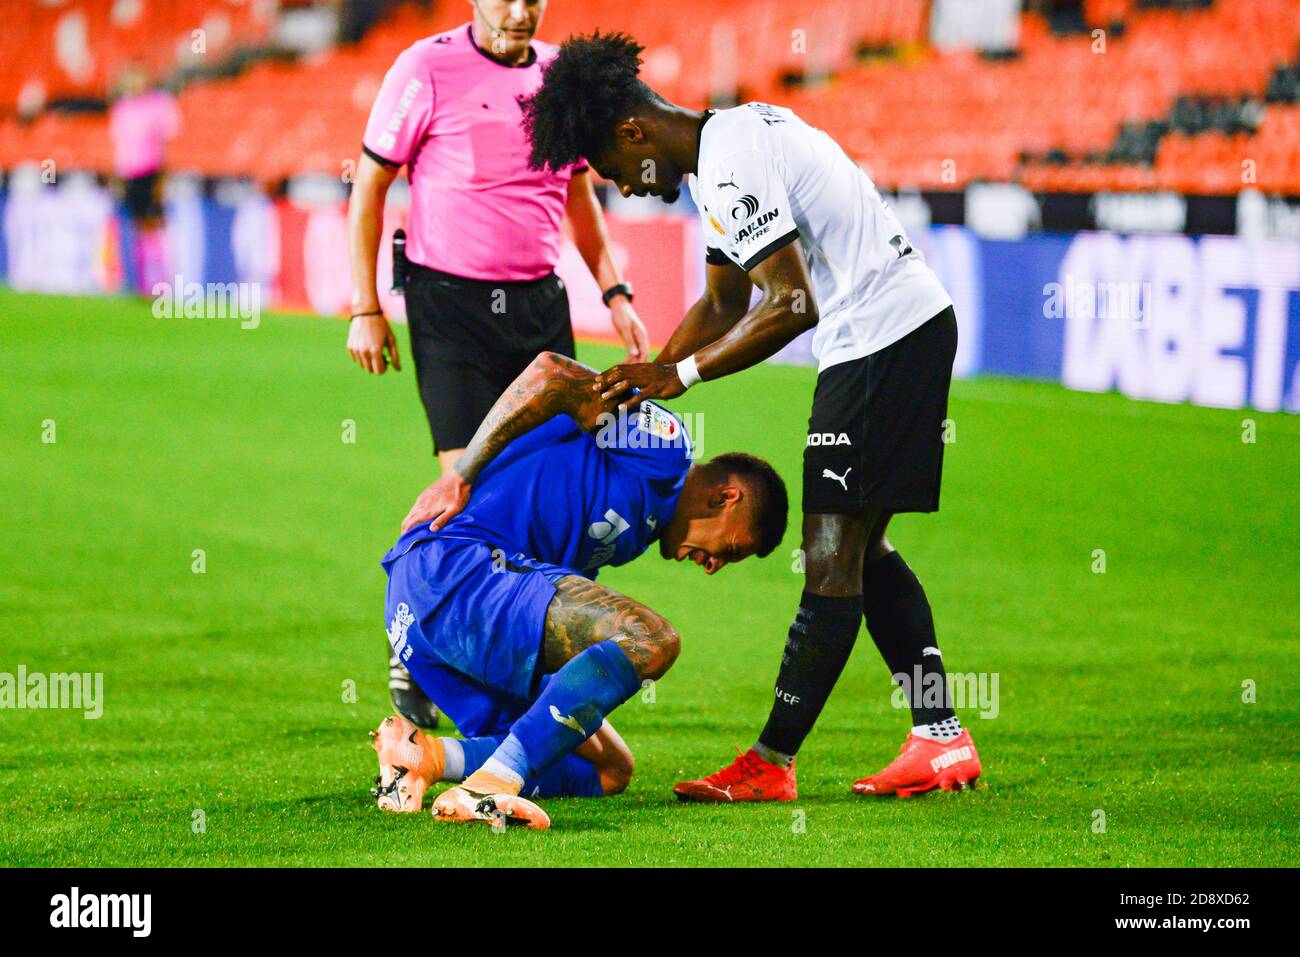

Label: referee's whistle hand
[608,299,649,362]
[347,312,402,375]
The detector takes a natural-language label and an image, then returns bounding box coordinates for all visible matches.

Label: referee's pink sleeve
[362,45,435,167]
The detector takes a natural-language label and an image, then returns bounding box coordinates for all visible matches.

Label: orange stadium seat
[0,0,274,115]
[4,0,1298,195]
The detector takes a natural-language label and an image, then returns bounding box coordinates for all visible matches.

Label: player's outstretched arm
[655,259,754,364]
[400,352,609,533]
[597,241,818,408]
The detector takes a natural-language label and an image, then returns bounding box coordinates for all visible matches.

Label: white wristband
[676,354,702,389]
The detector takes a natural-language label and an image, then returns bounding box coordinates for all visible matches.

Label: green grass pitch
[0,289,1295,867]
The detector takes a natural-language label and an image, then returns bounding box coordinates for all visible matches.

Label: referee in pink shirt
[109,62,180,296]
[348,1,647,726]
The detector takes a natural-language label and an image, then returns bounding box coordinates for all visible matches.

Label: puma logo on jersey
[549,706,587,737]
[922,647,942,657]
[822,467,852,491]
[717,175,738,190]
[806,432,851,446]
[930,746,973,773]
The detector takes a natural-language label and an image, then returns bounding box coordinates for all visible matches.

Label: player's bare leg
[575,720,635,796]
[433,576,677,828]
[676,512,873,802]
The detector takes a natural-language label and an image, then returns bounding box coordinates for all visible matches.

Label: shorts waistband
[407,261,557,290]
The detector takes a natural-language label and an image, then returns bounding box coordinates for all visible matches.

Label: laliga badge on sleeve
[637,402,680,441]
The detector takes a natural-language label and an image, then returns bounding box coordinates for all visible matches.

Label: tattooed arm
[400,352,610,533]
[454,352,608,483]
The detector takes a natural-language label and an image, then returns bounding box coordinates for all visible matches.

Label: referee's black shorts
[122,170,163,221]
[802,306,958,515]
[404,262,576,453]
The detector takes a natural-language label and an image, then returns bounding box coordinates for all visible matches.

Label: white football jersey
[688,103,953,372]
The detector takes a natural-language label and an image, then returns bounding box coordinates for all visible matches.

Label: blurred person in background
[348,0,649,729]
[108,61,179,296]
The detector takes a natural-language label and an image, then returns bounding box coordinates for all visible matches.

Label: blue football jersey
[383,402,692,576]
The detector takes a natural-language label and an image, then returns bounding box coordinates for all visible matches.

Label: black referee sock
[756,592,862,761]
[863,551,955,726]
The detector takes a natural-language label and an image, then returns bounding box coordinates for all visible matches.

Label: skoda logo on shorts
[807,432,852,446]
[730,194,760,220]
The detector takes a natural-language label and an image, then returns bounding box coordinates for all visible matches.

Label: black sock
[862,551,955,726]
[756,591,862,758]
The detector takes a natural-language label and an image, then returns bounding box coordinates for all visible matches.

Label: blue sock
[450,734,504,780]
[527,754,604,798]
[454,735,604,797]
[490,640,640,781]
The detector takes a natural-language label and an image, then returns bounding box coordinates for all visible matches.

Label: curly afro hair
[521,31,660,172]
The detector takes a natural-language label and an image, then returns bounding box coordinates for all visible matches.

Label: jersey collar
[694,109,715,172]
[466,23,538,68]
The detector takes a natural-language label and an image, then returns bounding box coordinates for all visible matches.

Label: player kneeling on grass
[370,351,788,829]
[521,32,982,800]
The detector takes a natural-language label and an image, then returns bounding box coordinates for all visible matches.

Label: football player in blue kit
[370,350,789,829]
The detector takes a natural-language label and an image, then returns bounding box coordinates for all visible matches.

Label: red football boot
[852,729,981,798]
[674,747,797,802]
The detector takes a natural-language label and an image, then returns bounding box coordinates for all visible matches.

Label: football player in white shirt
[522,32,983,801]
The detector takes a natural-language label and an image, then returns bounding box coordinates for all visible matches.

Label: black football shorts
[802,306,958,515]
[403,263,576,453]
[122,170,163,220]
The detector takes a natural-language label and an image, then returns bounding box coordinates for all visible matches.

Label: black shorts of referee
[122,170,164,222]
[802,306,958,515]
[404,261,576,453]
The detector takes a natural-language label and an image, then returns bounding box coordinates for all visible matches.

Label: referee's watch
[601,282,634,306]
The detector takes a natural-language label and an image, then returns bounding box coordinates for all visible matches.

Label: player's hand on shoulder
[596,362,685,411]
[347,310,402,375]
[401,471,470,533]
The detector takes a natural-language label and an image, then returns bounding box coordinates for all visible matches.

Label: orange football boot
[851,729,981,798]
[432,768,551,830]
[673,747,797,802]
[370,714,443,812]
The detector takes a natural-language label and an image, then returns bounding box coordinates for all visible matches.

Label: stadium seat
[3,0,1297,195]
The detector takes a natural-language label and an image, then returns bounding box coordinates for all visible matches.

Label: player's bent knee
[614,608,680,682]
[641,622,681,682]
